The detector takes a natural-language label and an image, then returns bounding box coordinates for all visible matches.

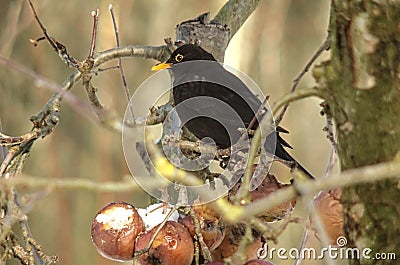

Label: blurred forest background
[0,0,334,264]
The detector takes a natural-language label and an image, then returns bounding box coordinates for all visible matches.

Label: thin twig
[27,0,78,67]
[252,216,306,242]
[163,138,230,159]
[300,192,338,265]
[272,87,323,115]
[0,0,24,57]
[0,119,9,159]
[250,218,275,241]
[321,101,339,153]
[0,147,17,176]
[0,174,160,192]
[193,239,200,265]
[1,161,399,238]
[96,65,119,72]
[188,207,212,262]
[125,103,172,127]
[294,149,337,265]
[229,96,271,196]
[109,4,135,119]
[321,145,338,181]
[240,160,400,222]
[134,204,180,259]
[83,81,103,110]
[26,0,57,51]
[238,96,270,144]
[88,9,99,59]
[214,158,400,224]
[14,192,45,265]
[0,132,38,147]
[294,229,310,265]
[81,10,102,115]
[275,35,331,125]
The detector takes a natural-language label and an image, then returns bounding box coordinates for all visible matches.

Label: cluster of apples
[91,200,278,265]
[91,202,192,264]
[91,173,343,264]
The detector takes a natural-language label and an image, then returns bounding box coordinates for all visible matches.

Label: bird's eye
[175,54,184,62]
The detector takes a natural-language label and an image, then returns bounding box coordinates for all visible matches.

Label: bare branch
[27,0,78,67]
[125,103,173,127]
[0,132,37,147]
[26,0,57,52]
[242,160,400,221]
[93,45,171,65]
[275,35,331,125]
[109,4,135,119]
[187,207,212,262]
[2,159,399,229]
[271,87,323,115]
[321,101,339,153]
[0,174,159,192]
[88,9,99,59]
[0,118,7,160]
[133,205,180,260]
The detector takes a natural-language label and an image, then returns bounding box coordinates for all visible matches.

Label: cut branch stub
[175,13,230,62]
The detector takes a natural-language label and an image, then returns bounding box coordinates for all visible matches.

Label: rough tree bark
[314,1,400,264]
[176,0,261,61]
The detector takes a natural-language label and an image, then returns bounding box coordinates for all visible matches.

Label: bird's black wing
[174,61,264,123]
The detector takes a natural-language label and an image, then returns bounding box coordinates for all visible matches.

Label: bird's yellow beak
[151,62,172,71]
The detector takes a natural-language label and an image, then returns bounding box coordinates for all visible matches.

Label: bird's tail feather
[293,160,315,180]
[276,143,315,180]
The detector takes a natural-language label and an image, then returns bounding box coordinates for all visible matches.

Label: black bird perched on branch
[152,44,314,181]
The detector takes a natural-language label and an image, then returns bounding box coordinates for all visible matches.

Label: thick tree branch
[213,0,261,40]
[93,45,171,65]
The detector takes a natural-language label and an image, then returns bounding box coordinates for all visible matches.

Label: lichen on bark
[315,1,400,264]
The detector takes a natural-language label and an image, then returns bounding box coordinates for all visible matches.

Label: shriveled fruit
[135,221,194,265]
[179,203,225,250]
[211,223,262,262]
[91,202,145,261]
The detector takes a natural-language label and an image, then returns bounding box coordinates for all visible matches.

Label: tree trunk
[315,1,400,264]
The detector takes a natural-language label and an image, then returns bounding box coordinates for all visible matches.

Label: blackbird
[152,44,314,180]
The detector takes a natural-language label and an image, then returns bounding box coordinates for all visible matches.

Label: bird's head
[151,44,216,71]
